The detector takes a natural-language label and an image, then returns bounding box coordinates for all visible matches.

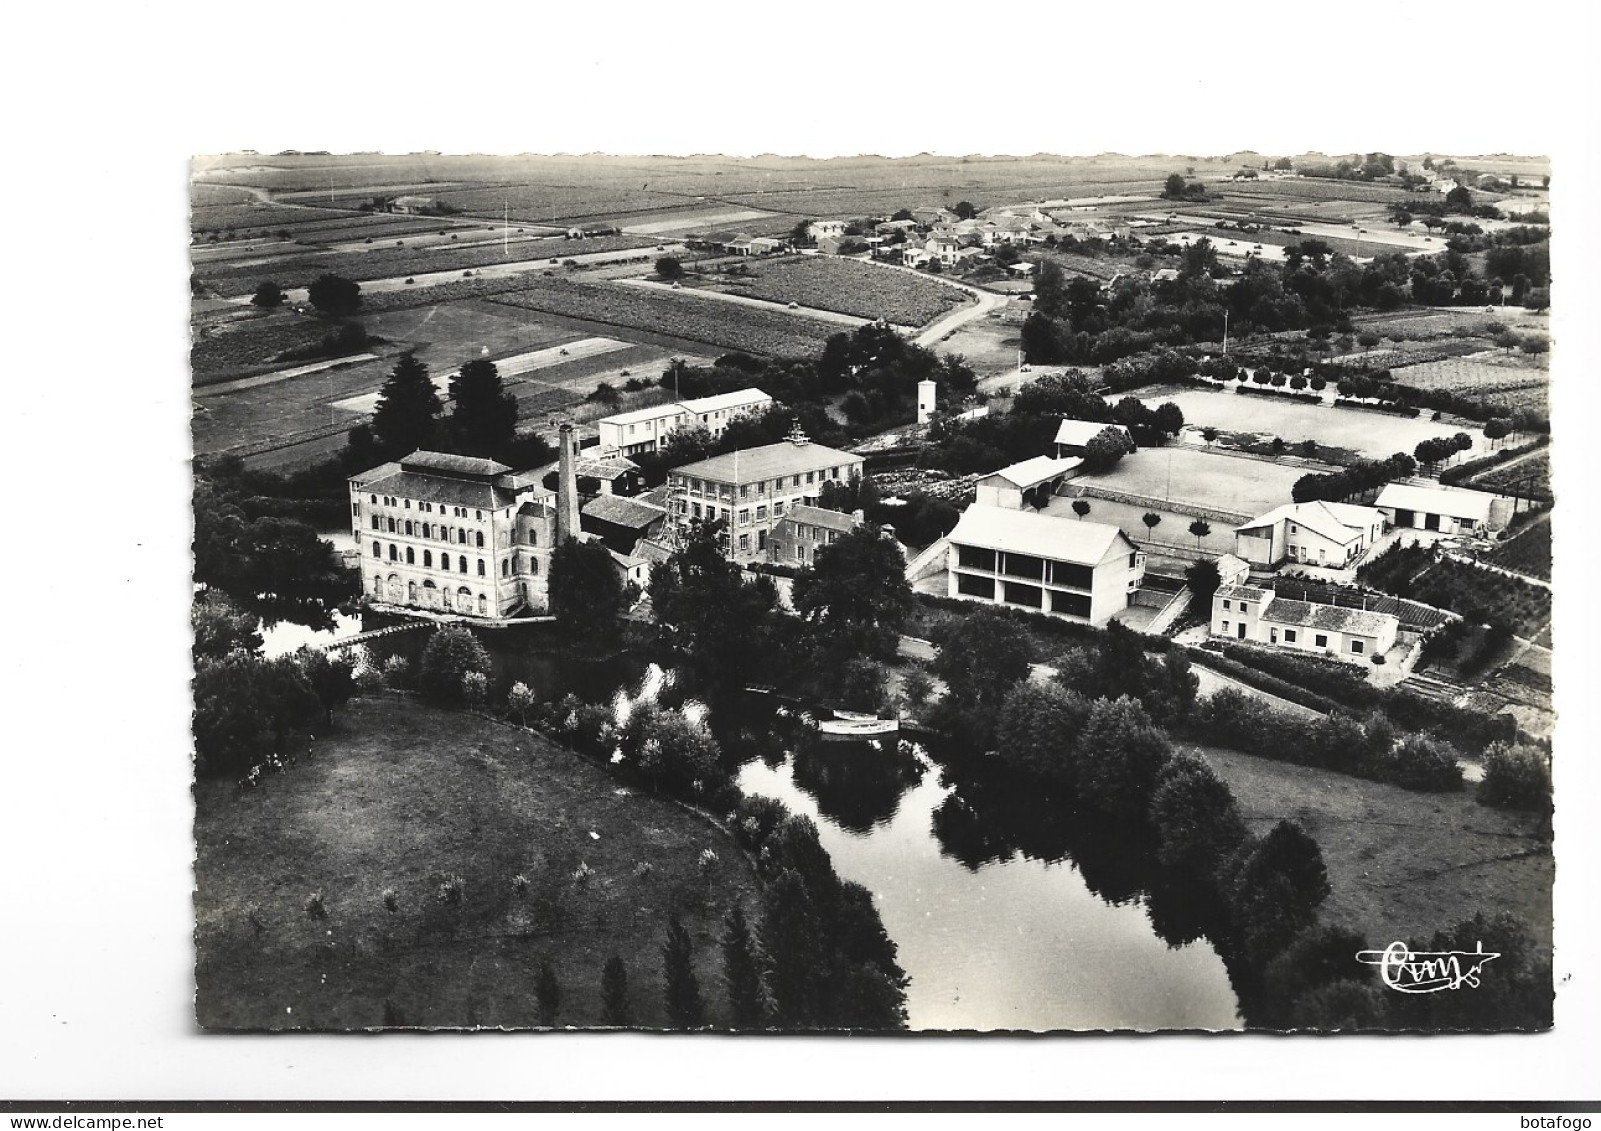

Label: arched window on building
[476,531,485,548]
[456,586,473,613]
[501,558,510,577]
[408,580,417,602]
[387,574,402,602]
[422,550,431,568]
[459,556,468,574]
[371,515,380,530]
[372,541,381,557]
[388,517,396,533]
[478,593,488,615]
[405,520,413,536]
[477,558,486,577]
[372,573,383,594]
[440,553,450,572]
[530,557,539,575]
[406,547,415,565]
[388,544,398,562]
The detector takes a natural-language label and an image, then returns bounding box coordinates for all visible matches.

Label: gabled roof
[575,455,641,480]
[1235,501,1376,546]
[1374,482,1495,523]
[982,455,1083,491]
[1259,596,1399,638]
[674,440,862,486]
[778,504,860,534]
[600,402,691,428]
[400,450,512,478]
[948,503,1133,566]
[1216,583,1272,603]
[1054,419,1129,448]
[582,493,667,529]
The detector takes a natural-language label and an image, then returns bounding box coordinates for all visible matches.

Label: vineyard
[485,278,840,356]
[697,257,965,325]
[429,185,696,224]
[1358,544,1552,638]
[1392,351,1548,400]
[194,234,661,296]
[190,314,349,379]
[1469,452,1552,501]
[1487,518,1552,581]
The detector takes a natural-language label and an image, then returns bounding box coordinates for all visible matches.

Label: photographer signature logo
[1356,940,1500,993]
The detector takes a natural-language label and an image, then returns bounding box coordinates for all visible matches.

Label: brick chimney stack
[556,422,581,543]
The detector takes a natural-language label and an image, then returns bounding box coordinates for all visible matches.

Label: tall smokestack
[556,422,580,542]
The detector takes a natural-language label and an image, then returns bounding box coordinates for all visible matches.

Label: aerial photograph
[189,149,1555,1034]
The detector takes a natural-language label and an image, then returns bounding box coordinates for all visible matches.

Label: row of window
[372,574,491,615]
[371,542,489,576]
[370,514,488,547]
[368,493,484,521]
[675,466,851,498]
[1220,619,1362,654]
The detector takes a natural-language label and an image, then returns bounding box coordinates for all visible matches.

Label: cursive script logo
[1356,940,1500,993]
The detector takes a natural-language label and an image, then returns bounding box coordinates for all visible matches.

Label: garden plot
[1392,351,1550,416]
[1130,387,1489,461]
[692,256,966,326]
[620,209,776,235]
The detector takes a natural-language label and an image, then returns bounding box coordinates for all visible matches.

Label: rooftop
[582,493,668,529]
[599,401,690,428]
[779,505,861,534]
[363,468,519,511]
[1216,584,1273,603]
[948,503,1132,566]
[982,454,1083,490]
[1374,482,1496,522]
[1054,419,1129,448]
[680,387,773,416]
[1236,500,1380,546]
[673,440,863,487]
[575,455,641,480]
[399,450,513,479]
[1259,596,1400,638]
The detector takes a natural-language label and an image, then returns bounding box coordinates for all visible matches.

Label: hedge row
[1440,437,1550,488]
[1187,645,1343,715]
[1220,643,1383,709]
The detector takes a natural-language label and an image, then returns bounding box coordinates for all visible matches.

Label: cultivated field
[1470,452,1551,502]
[485,278,841,357]
[691,257,966,325]
[1392,352,1550,416]
[195,698,759,1030]
[1187,742,1552,952]
[1486,516,1551,580]
[1134,386,1490,461]
[191,311,361,382]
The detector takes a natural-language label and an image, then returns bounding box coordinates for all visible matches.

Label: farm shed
[1374,482,1500,535]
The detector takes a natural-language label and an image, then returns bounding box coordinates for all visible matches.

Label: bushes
[1476,743,1552,814]
[418,625,491,706]
[1219,644,1381,710]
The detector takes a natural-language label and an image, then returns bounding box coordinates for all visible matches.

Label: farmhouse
[975,455,1082,510]
[665,429,866,563]
[566,222,620,238]
[768,505,864,567]
[1233,501,1386,569]
[945,504,1145,625]
[1374,482,1499,535]
[808,220,847,241]
[391,195,437,214]
[1211,584,1399,663]
[1054,419,1132,458]
[350,447,569,618]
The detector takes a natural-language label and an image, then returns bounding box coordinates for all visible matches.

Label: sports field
[1068,445,1307,518]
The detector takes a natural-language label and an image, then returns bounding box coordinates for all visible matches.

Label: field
[1486,517,1551,580]
[1059,446,1308,519]
[485,278,840,357]
[1132,385,1490,461]
[1362,548,1552,639]
[193,233,663,297]
[1351,307,1548,340]
[691,257,966,325]
[1391,352,1550,416]
[191,311,359,380]
[194,698,759,1029]
[1469,451,1551,501]
[1040,493,1238,558]
[1186,743,1552,952]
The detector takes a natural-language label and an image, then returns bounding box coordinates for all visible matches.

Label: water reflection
[790,738,926,835]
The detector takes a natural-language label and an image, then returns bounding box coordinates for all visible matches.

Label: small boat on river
[816,714,900,739]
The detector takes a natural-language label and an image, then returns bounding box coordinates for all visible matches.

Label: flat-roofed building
[1211,584,1399,662]
[945,503,1145,625]
[595,388,772,458]
[665,431,865,563]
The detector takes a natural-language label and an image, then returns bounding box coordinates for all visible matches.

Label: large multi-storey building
[665,431,866,563]
[596,388,773,457]
[348,436,585,618]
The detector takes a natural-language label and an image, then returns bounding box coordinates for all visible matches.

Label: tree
[1071,500,1091,520]
[995,681,1093,785]
[792,525,913,660]
[649,517,781,684]
[1082,427,1134,474]
[624,705,726,799]
[1201,426,1219,447]
[1163,173,1188,200]
[1484,418,1512,447]
[192,589,263,662]
[449,358,517,453]
[1185,558,1221,607]
[662,912,706,1028]
[601,956,631,1025]
[371,352,441,455]
[720,904,767,1029]
[307,273,361,317]
[251,280,285,308]
[1142,512,1162,538]
[1148,754,1249,876]
[1073,696,1174,820]
[1188,519,1212,548]
[759,868,823,1025]
[930,607,1032,714]
[549,537,625,639]
[418,625,491,706]
[1476,742,1551,815]
[535,961,562,1026]
[1445,184,1474,213]
[953,201,978,219]
[291,646,357,726]
[655,256,684,280]
[1225,819,1331,963]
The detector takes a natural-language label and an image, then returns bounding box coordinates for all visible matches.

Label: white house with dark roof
[1374,482,1500,535]
[768,504,863,567]
[1211,584,1399,662]
[1233,501,1386,569]
[945,504,1145,625]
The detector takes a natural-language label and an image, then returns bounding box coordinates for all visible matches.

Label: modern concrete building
[1211,584,1399,662]
[1233,501,1386,570]
[595,388,773,458]
[944,503,1145,625]
[665,430,866,563]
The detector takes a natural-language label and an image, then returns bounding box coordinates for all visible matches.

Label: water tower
[916,379,937,425]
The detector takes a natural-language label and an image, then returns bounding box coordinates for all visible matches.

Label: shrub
[381,887,399,913]
[1476,742,1552,814]
[437,874,465,906]
[507,681,538,725]
[1378,733,1464,791]
[419,626,492,706]
[461,670,489,709]
[382,654,412,690]
[571,861,594,886]
[511,874,531,899]
[304,891,327,920]
[633,861,654,881]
